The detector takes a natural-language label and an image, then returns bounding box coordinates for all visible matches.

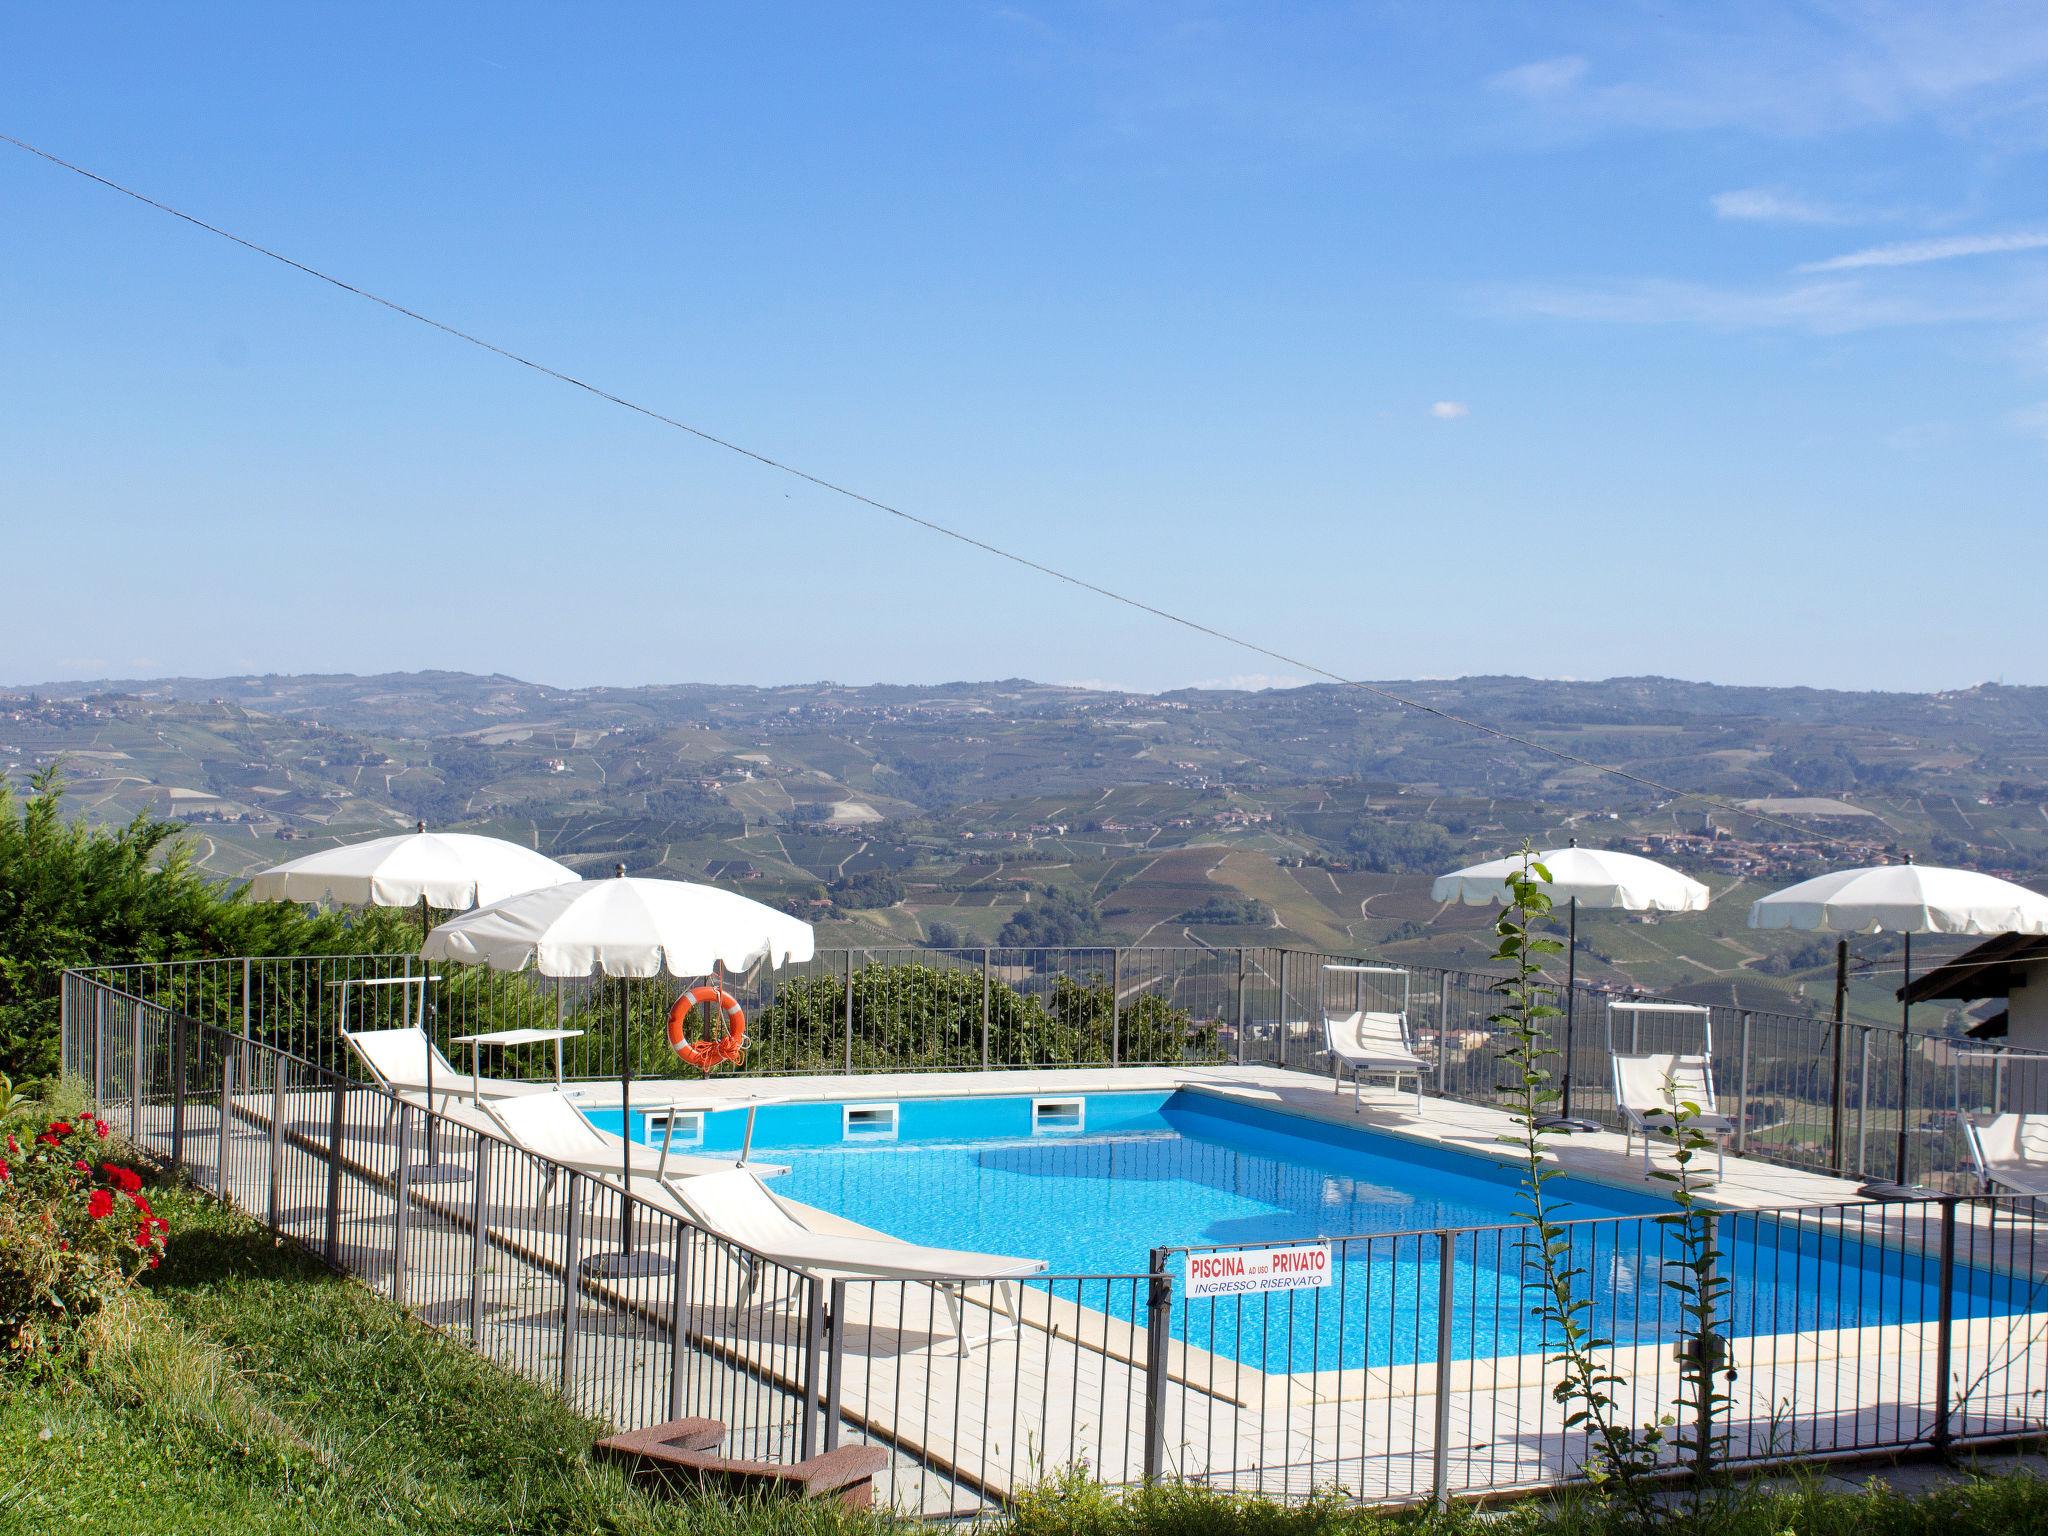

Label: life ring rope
[668,985,746,1074]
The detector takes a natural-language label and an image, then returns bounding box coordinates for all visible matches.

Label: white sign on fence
[1184,1242,1332,1298]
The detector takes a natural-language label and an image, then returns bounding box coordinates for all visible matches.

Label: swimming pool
[589,1087,2023,1370]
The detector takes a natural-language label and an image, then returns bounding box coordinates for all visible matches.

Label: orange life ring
[667,985,746,1073]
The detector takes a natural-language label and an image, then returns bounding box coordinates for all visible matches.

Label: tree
[998,886,1101,947]
[827,871,903,910]
[1340,818,1459,874]
[0,768,412,1085]
[1177,895,1270,927]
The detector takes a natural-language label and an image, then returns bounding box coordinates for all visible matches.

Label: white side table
[449,1027,584,1103]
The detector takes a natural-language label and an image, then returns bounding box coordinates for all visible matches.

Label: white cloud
[1489,274,2044,335]
[1479,4,2048,141]
[1799,231,2048,272]
[1710,188,1849,225]
[1429,400,1471,420]
[1487,55,1588,100]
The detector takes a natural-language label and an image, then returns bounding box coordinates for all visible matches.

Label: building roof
[1898,931,2048,1004]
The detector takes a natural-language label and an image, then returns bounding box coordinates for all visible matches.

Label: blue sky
[5,3,2046,694]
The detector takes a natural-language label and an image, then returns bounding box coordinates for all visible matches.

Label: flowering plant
[0,1078,169,1369]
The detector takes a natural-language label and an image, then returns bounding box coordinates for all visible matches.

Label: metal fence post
[1932,1195,1958,1452]
[1433,1229,1456,1507]
[469,1138,491,1346]
[981,950,991,1070]
[842,952,856,1076]
[560,1173,583,1397]
[171,1011,188,1169]
[1734,1011,1752,1155]
[823,1277,848,1451]
[326,1071,346,1266]
[241,956,253,1041]
[1275,949,1289,1070]
[668,1228,694,1423]
[1438,972,1454,1095]
[1234,950,1248,1068]
[392,1104,412,1309]
[1142,1247,1172,1481]
[1110,948,1122,1066]
[267,1051,288,1231]
[94,987,107,1109]
[130,998,145,1140]
[217,1050,235,1200]
[801,1274,827,1460]
[1857,1026,1872,1176]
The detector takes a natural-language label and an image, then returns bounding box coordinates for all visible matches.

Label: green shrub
[0,767,414,1085]
[738,961,1220,1074]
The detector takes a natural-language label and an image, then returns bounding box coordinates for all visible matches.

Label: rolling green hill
[8,669,2044,1026]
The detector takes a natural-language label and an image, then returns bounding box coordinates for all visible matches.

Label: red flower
[87,1188,114,1221]
[93,1120,109,1139]
[0,1160,10,1182]
[5,1133,16,1154]
[147,1256,160,1269]
[47,1121,72,1137]
[131,1194,154,1219]
[101,1164,142,1194]
[72,1159,91,1173]
[36,1133,59,1147]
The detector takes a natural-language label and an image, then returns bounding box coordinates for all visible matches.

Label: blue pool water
[589,1089,2025,1370]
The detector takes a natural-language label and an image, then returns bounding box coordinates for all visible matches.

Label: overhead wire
[0,131,1880,851]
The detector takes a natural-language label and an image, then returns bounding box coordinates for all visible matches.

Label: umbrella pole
[1830,939,1849,1175]
[1561,896,1578,1117]
[420,895,435,1163]
[620,982,634,1255]
[1895,931,1913,1185]
[1537,895,1598,1132]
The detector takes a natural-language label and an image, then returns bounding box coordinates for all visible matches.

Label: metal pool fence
[62,944,2016,1188]
[58,968,2048,1516]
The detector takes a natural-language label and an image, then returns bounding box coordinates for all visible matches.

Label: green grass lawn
[0,1177,877,1536]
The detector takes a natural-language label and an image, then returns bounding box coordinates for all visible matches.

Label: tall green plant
[1650,1090,1736,1494]
[1493,845,1737,1520]
[1490,846,1660,1517]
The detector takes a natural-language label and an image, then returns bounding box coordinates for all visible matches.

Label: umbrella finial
[614,862,627,879]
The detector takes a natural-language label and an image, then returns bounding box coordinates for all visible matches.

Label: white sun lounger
[1963,1113,2048,1197]
[1322,1010,1430,1109]
[343,1025,544,1122]
[1611,1052,1733,1178]
[663,1168,1047,1356]
[483,1090,766,1190]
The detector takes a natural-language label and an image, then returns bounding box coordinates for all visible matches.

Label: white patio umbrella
[1750,859,2048,1192]
[248,823,580,1177]
[248,824,581,915]
[423,865,814,1273]
[1434,841,1710,1131]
